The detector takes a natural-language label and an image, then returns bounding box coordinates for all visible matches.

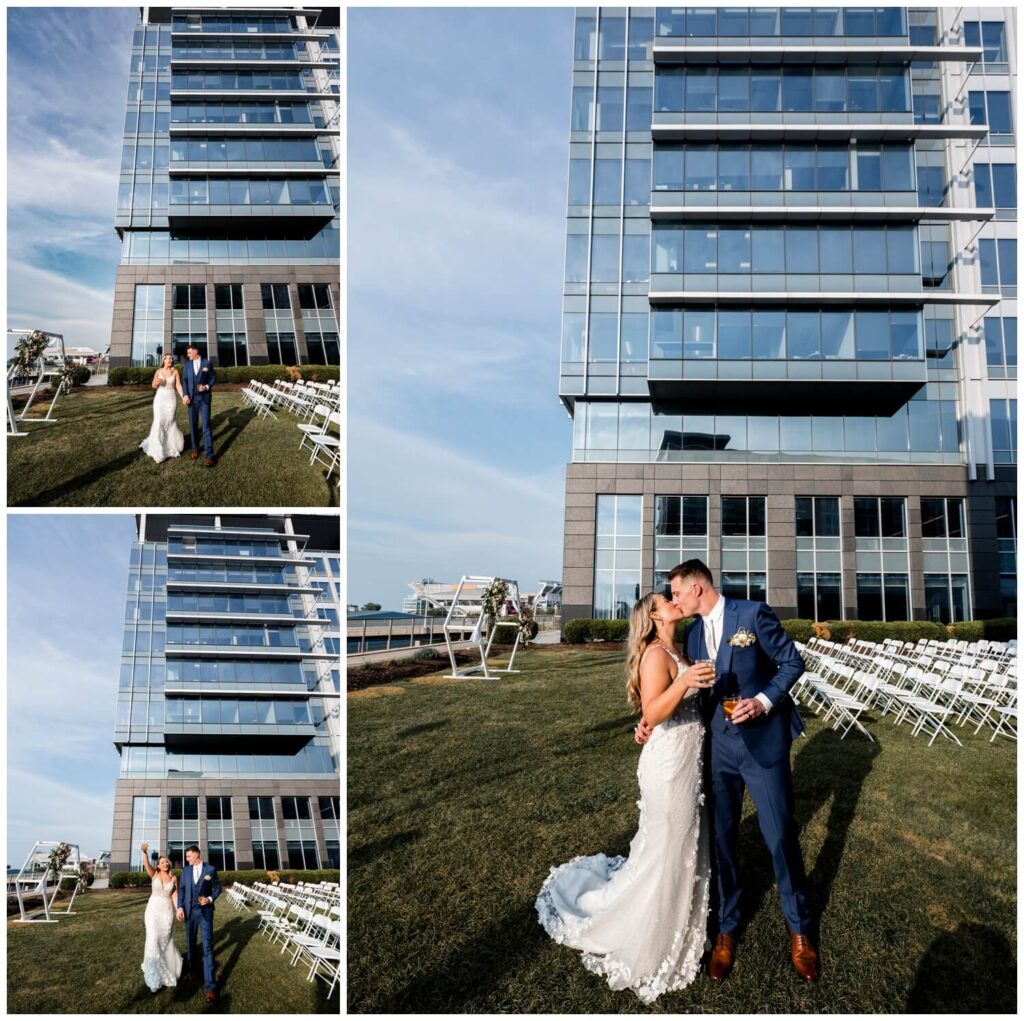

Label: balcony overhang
[167,164,332,175]
[170,30,335,41]
[170,59,338,70]
[650,204,996,224]
[170,88,337,101]
[647,373,927,414]
[165,610,319,625]
[163,725,316,752]
[651,122,990,142]
[168,123,339,136]
[166,580,321,594]
[647,290,1000,307]
[167,552,314,565]
[165,643,307,658]
[164,687,336,698]
[166,207,335,232]
[652,44,983,64]
[167,525,310,541]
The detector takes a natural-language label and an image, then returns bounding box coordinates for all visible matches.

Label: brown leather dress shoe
[205,457,215,467]
[789,931,819,982]
[205,989,216,1004]
[708,932,735,983]
[190,450,199,460]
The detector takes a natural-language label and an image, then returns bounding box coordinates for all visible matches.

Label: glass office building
[109,6,340,368]
[110,514,341,874]
[561,8,1016,624]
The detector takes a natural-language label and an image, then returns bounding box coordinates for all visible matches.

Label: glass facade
[110,514,340,873]
[562,8,1016,623]
[114,6,339,369]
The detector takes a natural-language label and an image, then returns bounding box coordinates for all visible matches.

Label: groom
[636,559,818,983]
[176,844,222,1003]
[181,343,216,466]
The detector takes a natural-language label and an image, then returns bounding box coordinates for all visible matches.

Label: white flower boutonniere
[201,366,208,373]
[727,627,757,649]
[203,874,212,881]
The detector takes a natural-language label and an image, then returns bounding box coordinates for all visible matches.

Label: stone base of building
[563,461,1016,622]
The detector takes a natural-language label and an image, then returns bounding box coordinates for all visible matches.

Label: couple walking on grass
[139,344,217,466]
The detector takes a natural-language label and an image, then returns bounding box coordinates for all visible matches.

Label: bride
[139,843,183,992]
[140,355,185,463]
[536,593,715,1004]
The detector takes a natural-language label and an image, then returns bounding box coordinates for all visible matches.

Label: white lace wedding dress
[536,645,711,1004]
[140,372,184,463]
[141,874,182,992]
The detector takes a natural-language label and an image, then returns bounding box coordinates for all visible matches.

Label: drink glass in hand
[722,695,740,719]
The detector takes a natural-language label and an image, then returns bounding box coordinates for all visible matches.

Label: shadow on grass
[374,898,548,1012]
[906,923,1016,1012]
[585,715,637,735]
[349,830,423,870]
[716,727,881,943]
[396,720,449,739]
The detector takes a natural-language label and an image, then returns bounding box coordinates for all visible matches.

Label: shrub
[826,620,855,643]
[48,366,90,389]
[592,619,629,642]
[58,877,79,892]
[781,619,814,643]
[107,364,340,387]
[949,620,985,642]
[110,867,340,889]
[563,619,592,643]
[983,618,1017,641]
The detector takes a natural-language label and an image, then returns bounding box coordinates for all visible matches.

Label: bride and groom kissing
[140,344,217,466]
[537,559,818,1004]
[139,843,223,1004]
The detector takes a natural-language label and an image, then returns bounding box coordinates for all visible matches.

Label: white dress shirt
[193,861,202,884]
[704,594,772,714]
[191,357,202,386]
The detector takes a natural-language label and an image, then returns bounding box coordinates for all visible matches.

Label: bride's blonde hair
[161,354,173,369]
[625,592,660,714]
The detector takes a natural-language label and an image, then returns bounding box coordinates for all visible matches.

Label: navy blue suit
[685,597,813,935]
[181,357,216,459]
[177,861,221,990]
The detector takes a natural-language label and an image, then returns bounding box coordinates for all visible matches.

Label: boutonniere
[203,874,212,882]
[727,627,757,648]
[201,366,208,373]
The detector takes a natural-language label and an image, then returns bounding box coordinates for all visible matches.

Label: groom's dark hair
[669,559,714,587]
[185,844,201,856]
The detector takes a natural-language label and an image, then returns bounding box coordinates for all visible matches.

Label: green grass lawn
[348,647,1017,1013]
[6,892,335,1013]
[7,388,337,506]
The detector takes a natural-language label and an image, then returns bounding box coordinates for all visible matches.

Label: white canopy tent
[443,576,526,679]
[11,841,83,923]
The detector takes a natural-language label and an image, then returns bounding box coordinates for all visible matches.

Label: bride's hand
[678,662,715,690]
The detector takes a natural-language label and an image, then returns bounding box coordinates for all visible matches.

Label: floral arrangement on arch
[13,330,50,376]
[55,359,78,395]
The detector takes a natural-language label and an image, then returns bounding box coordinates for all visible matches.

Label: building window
[214,283,248,367]
[281,796,312,820]
[973,164,1016,213]
[920,498,971,623]
[206,796,232,820]
[248,796,274,820]
[968,91,1013,138]
[167,796,200,867]
[963,21,1007,68]
[171,283,207,360]
[252,841,280,870]
[853,497,909,620]
[978,238,1017,292]
[207,842,236,870]
[286,840,320,870]
[130,796,161,871]
[996,497,1017,616]
[653,496,708,591]
[795,497,843,620]
[720,497,766,600]
[594,495,642,619]
[991,399,1017,463]
[261,283,298,365]
[131,284,165,367]
[298,283,339,364]
[984,316,1017,378]
[318,796,340,820]
[324,840,340,869]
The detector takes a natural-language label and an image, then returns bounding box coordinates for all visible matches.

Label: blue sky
[7,7,135,357]
[7,515,136,864]
[348,7,575,609]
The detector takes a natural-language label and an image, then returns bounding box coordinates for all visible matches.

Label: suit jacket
[685,597,805,767]
[181,358,216,402]
[177,861,222,920]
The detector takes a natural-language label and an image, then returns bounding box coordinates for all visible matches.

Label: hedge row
[109,867,340,889]
[48,366,91,388]
[563,617,1016,645]
[107,364,340,387]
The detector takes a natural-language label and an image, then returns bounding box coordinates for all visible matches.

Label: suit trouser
[711,728,812,934]
[185,909,217,990]
[187,396,214,458]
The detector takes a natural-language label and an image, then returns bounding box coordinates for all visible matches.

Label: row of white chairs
[796,636,1016,746]
[228,881,340,996]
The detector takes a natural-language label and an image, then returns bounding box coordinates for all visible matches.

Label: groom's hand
[730,697,766,724]
[182,395,191,405]
[176,908,185,921]
[634,717,654,745]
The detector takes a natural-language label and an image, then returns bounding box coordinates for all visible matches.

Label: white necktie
[708,618,716,659]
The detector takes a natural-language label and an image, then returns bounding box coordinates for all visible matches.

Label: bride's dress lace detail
[536,645,710,1004]
[141,875,182,992]
[140,372,185,464]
